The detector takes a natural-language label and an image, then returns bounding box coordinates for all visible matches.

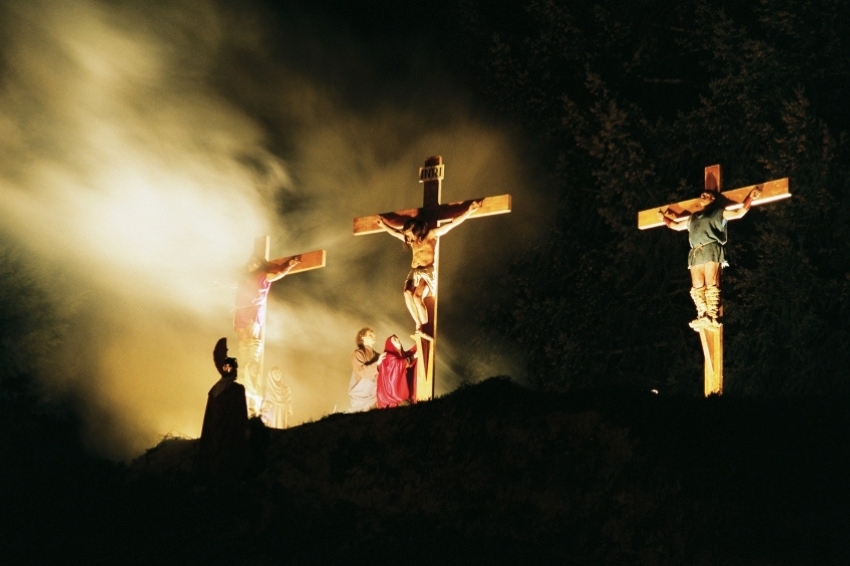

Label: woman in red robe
[377,335,416,408]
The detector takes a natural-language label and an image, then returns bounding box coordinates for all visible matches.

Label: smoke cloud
[0,0,546,458]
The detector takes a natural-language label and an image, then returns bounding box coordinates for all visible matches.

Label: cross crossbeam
[353,195,512,235]
[638,178,790,230]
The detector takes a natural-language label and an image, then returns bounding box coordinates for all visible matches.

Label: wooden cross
[237,235,326,417]
[353,155,511,401]
[638,164,791,396]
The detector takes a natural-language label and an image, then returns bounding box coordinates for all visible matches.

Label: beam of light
[0,0,547,459]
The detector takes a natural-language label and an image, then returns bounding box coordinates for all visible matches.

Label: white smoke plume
[0,0,546,458]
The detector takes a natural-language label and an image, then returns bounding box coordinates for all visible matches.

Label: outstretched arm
[266,257,300,282]
[658,208,690,232]
[375,216,408,242]
[433,200,483,237]
[723,188,761,220]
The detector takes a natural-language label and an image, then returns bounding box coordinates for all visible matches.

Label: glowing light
[0,0,540,459]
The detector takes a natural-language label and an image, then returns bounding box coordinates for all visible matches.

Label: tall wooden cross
[638,164,791,396]
[236,235,326,416]
[353,155,511,401]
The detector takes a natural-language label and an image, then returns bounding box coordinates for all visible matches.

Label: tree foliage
[456,0,850,394]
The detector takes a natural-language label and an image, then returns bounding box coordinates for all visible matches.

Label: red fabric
[377,337,416,408]
[233,271,271,331]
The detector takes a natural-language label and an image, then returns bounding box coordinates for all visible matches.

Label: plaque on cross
[234,235,326,417]
[353,156,512,401]
[638,164,791,395]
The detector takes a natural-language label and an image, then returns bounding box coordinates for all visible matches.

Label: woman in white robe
[348,327,384,412]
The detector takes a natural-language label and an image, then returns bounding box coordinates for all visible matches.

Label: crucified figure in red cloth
[233,254,299,343]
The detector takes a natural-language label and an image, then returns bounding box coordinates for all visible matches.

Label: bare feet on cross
[412,328,433,342]
[689,316,721,331]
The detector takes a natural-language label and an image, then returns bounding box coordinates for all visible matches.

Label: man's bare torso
[407,233,438,268]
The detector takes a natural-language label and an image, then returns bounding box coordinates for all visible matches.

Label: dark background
[2,0,850,562]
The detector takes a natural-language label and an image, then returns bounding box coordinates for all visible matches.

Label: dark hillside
[3,375,849,564]
[121,377,849,564]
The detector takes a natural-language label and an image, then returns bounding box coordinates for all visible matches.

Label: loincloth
[688,241,728,269]
[405,265,437,294]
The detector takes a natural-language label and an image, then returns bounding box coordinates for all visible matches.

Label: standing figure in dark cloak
[659,186,761,327]
[199,337,249,482]
[377,335,416,408]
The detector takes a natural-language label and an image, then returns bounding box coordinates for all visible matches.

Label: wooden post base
[412,331,434,402]
[695,323,723,396]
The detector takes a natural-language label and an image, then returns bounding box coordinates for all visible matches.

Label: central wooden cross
[353,155,511,401]
[638,164,791,396]
[237,235,326,416]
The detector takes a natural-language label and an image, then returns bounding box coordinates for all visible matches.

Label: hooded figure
[377,335,416,409]
[198,338,249,481]
[260,366,293,429]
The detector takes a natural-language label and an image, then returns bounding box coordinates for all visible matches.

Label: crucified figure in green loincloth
[658,187,761,328]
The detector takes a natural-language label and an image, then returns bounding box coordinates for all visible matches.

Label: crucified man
[658,186,761,328]
[376,199,482,336]
[233,254,300,343]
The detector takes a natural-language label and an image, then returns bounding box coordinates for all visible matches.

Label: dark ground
[2,377,849,565]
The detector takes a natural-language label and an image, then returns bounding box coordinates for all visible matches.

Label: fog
[0,0,546,458]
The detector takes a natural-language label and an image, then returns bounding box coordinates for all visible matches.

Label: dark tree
[455,0,850,395]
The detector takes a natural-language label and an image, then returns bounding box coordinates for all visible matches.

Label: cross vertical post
[415,156,443,399]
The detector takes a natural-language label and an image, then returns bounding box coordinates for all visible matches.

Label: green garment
[687,204,728,268]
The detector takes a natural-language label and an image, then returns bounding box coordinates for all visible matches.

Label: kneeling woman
[348,328,383,412]
[377,335,416,408]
